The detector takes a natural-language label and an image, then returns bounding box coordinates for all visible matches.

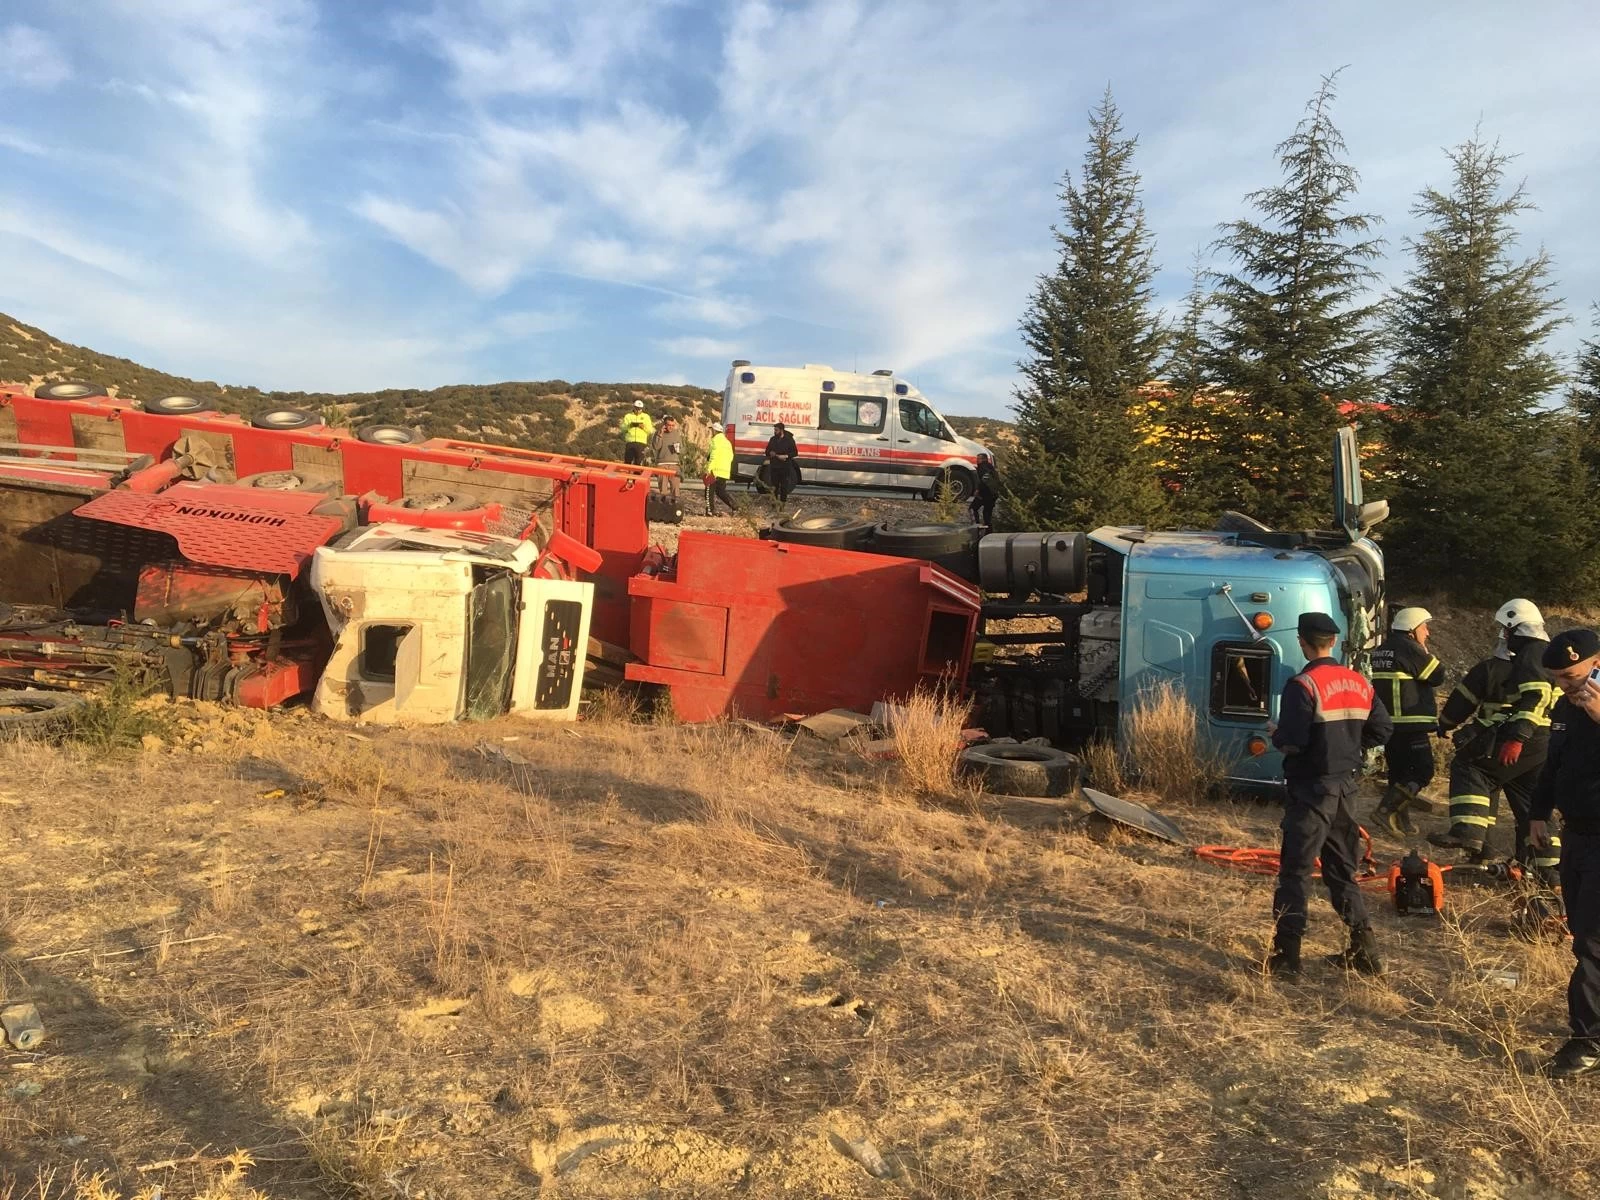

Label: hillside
[1,312,1015,461]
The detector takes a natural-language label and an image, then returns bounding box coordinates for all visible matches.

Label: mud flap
[1081,786,1187,845]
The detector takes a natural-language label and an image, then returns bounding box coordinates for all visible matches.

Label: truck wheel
[145,395,216,416]
[765,516,874,550]
[929,467,977,503]
[0,690,86,733]
[960,743,1081,798]
[357,423,424,445]
[398,490,481,511]
[33,380,108,400]
[250,407,321,431]
[870,522,982,556]
[237,470,310,491]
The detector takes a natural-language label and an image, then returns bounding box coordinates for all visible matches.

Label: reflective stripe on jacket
[1272,657,1392,781]
[1368,632,1444,729]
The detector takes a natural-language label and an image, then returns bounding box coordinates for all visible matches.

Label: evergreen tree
[1007,88,1165,530]
[1208,72,1384,529]
[1384,134,1573,600]
[1155,263,1231,523]
[1570,307,1600,488]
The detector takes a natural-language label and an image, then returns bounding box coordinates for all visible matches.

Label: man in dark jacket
[970,453,1001,528]
[1268,611,1393,977]
[763,422,799,502]
[1431,599,1559,880]
[1529,628,1600,1079]
[1369,606,1447,835]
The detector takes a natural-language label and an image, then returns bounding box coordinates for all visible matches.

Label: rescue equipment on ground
[1388,851,1445,915]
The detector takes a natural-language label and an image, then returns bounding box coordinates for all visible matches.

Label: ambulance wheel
[0,690,87,733]
[237,471,310,491]
[398,490,482,512]
[765,516,874,551]
[928,467,977,503]
[250,407,321,431]
[357,423,424,445]
[959,743,1080,798]
[33,380,108,400]
[145,395,216,416]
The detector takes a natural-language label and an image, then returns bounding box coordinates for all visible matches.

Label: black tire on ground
[927,466,977,503]
[33,380,108,400]
[398,491,482,512]
[145,395,216,416]
[0,690,87,732]
[250,407,321,431]
[870,522,983,557]
[357,424,424,445]
[236,470,310,491]
[765,515,875,551]
[645,493,684,524]
[960,743,1081,798]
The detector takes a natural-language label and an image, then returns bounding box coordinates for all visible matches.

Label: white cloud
[0,202,147,280]
[656,336,741,358]
[652,293,757,329]
[0,24,71,87]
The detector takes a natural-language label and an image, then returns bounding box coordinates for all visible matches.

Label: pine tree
[1153,264,1232,523]
[1006,88,1165,531]
[1570,307,1600,488]
[1208,72,1384,529]
[1384,134,1572,600]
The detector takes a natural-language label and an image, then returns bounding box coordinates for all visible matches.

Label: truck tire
[398,490,482,512]
[0,690,86,732]
[33,380,108,400]
[645,493,684,524]
[145,395,216,416]
[870,522,982,556]
[250,407,321,431]
[765,516,874,551]
[960,743,1081,798]
[357,423,424,445]
[237,470,310,490]
[928,466,977,503]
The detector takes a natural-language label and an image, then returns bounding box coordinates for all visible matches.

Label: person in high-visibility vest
[620,399,654,466]
[705,428,735,517]
[1368,607,1446,835]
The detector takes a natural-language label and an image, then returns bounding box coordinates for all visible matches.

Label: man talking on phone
[1529,628,1600,1080]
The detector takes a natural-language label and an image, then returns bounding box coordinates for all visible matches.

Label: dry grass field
[1,683,1597,1200]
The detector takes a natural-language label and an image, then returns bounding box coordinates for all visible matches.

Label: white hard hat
[1495,598,1547,640]
[633,399,645,409]
[1392,607,1432,633]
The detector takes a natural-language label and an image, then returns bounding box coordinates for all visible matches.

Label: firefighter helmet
[1391,607,1432,633]
[1495,598,1547,640]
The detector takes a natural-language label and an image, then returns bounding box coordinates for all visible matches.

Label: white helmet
[1391,607,1432,633]
[1495,598,1547,640]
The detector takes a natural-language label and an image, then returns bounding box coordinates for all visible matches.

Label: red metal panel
[626,532,979,722]
[631,597,729,674]
[74,487,344,577]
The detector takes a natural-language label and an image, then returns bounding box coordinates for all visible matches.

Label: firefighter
[1268,611,1393,978]
[620,400,654,466]
[1529,628,1600,1079]
[1369,607,1446,835]
[1430,598,1561,883]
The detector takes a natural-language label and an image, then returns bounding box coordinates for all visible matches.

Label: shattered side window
[463,571,517,720]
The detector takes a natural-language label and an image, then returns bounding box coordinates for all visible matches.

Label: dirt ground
[0,687,1596,1200]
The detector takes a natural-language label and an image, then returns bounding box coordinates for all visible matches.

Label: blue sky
[2,1,1598,417]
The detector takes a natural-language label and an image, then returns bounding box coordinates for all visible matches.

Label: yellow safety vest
[707,433,734,479]
[621,412,654,445]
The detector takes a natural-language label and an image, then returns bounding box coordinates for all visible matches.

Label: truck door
[1334,425,1362,541]
[894,397,956,492]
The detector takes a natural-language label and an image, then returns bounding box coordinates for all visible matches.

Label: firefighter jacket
[1439,635,1555,758]
[1272,657,1393,782]
[621,411,655,445]
[1531,695,1600,835]
[1368,632,1445,731]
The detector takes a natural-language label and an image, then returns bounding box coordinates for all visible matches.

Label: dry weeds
[0,697,1595,1199]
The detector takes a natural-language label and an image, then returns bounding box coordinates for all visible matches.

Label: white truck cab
[310,524,593,724]
[721,362,990,500]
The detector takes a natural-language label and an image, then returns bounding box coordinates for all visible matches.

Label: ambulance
[720,362,990,500]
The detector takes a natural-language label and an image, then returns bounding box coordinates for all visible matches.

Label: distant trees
[1006,88,1167,530]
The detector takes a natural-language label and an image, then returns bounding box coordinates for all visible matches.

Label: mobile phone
[1589,666,1600,691]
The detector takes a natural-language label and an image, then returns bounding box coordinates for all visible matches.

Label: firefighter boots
[1373,784,1415,836]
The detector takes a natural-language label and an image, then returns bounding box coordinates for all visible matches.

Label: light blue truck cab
[970,428,1388,790]
[1108,525,1385,787]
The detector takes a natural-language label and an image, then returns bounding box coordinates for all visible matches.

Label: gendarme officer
[1529,628,1600,1080]
[1268,611,1393,977]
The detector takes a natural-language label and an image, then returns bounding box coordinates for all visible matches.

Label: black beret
[1297,611,1340,638]
[1542,628,1600,669]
